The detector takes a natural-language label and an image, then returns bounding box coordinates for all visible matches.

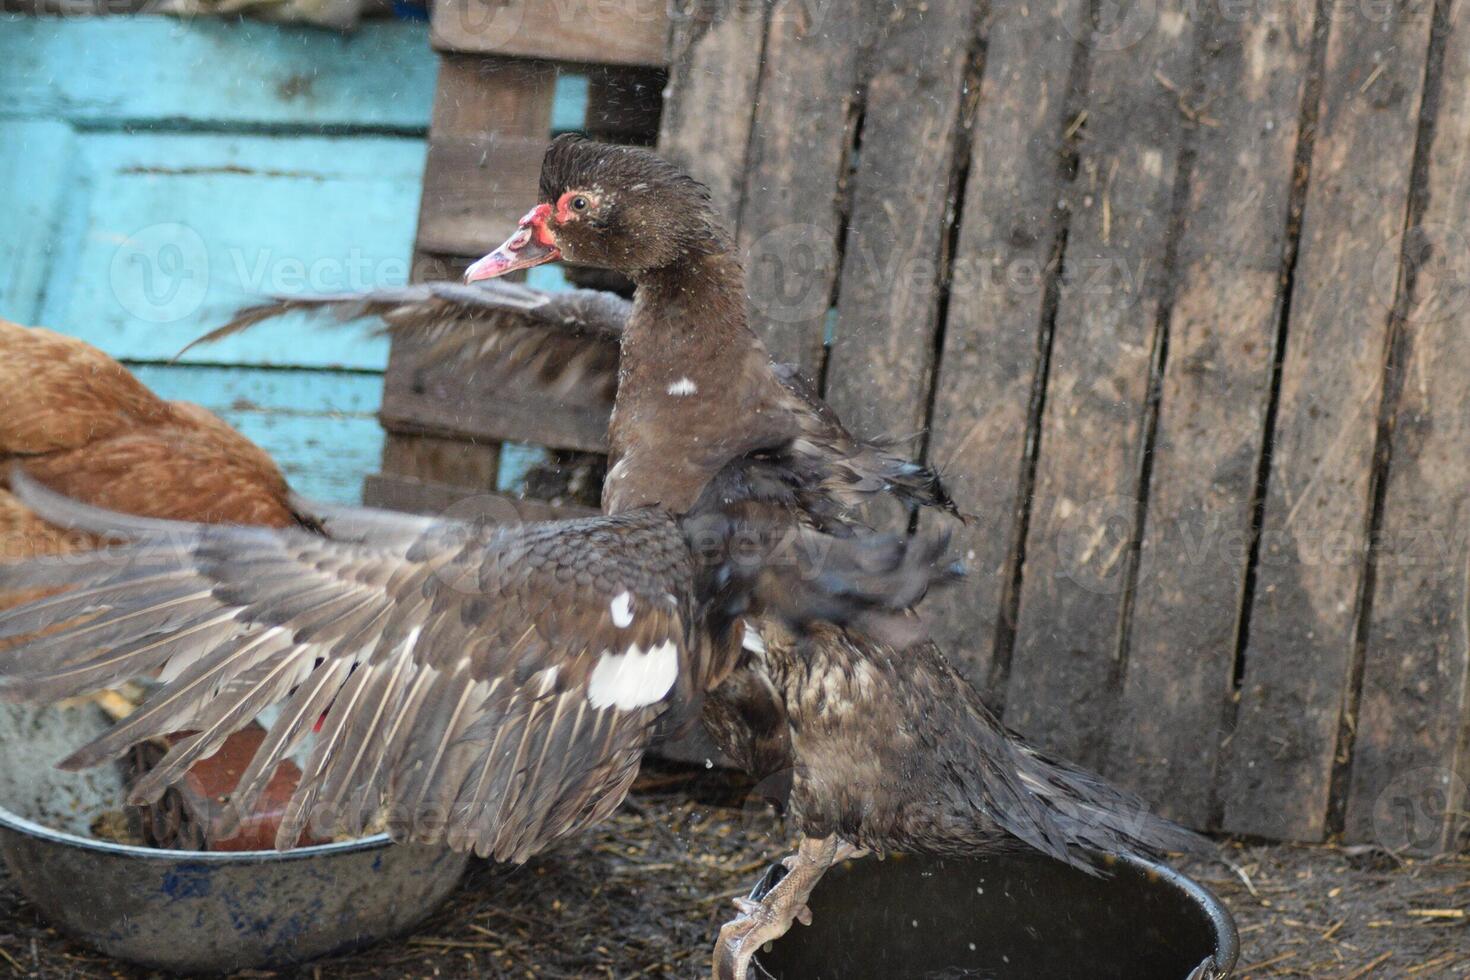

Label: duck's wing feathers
[0,474,699,861]
[185,280,630,400]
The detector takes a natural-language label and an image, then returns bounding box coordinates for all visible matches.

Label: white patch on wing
[741,622,766,655]
[587,640,678,710]
[667,377,698,396]
[610,590,635,628]
[1018,770,1050,795]
[535,665,560,695]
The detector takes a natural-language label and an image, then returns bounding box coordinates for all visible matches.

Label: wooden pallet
[383,0,1470,852]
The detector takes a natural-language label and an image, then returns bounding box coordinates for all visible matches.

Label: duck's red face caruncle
[463,202,562,282]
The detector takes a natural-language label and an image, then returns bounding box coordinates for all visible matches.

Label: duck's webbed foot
[711,834,866,980]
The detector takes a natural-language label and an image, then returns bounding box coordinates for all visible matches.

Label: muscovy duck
[170,136,1205,977]
[451,136,1205,979]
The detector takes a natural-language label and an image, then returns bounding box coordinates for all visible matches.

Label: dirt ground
[0,765,1464,979]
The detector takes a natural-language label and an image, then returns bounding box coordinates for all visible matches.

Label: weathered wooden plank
[128,364,383,504]
[737,0,864,375]
[1343,5,1470,853]
[430,55,559,139]
[0,120,75,326]
[363,472,596,522]
[1106,6,1315,826]
[41,131,426,370]
[414,55,559,258]
[126,364,381,420]
[416,132,548,256]
[1003,1,1197,771]
[380,334,612,453]
[1221,5,1437,842]
[0,18,435,131]
[923,0,1088,693]
[382,432,500,491]
[824,0,976,442]
[431,0,669,66]
[389,54,559,495]
[410,250,475,284]
[657,0,769,224]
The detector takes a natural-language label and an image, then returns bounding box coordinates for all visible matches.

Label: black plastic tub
[750,851,1237,980]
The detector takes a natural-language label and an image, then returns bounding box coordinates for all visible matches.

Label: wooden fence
[368,0,1470,853]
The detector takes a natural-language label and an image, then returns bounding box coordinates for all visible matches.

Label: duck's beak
[464,204,561,282]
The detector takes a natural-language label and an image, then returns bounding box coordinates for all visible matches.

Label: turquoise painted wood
[129,365,383,504]
[0,16,436,131]
[0,18,593,503]
[36,131,425,369]
[0,121,75,325]
[0,18,438,502]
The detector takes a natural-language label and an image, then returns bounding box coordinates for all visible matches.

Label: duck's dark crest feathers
[538,135,730,268]
[540,134,714,212]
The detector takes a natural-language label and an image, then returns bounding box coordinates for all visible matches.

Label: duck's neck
[622,250,761,370]
[604,250,792,513]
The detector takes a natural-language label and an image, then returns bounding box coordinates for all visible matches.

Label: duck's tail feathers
[989,732,1209,874]
[1005,740,1211,869]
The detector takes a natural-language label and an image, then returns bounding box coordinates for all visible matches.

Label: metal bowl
[0,704,470,973]
[750,850,1238,980]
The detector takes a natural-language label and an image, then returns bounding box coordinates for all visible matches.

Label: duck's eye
[570,196,590,212]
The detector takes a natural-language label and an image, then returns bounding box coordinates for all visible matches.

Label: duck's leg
[711,834,866,980]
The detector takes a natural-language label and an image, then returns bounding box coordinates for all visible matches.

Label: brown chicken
[0,318,308,849]
[0,317,296,570]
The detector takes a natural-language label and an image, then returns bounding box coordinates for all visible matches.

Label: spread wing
[183,279,630,401]
[0,481,702,861]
